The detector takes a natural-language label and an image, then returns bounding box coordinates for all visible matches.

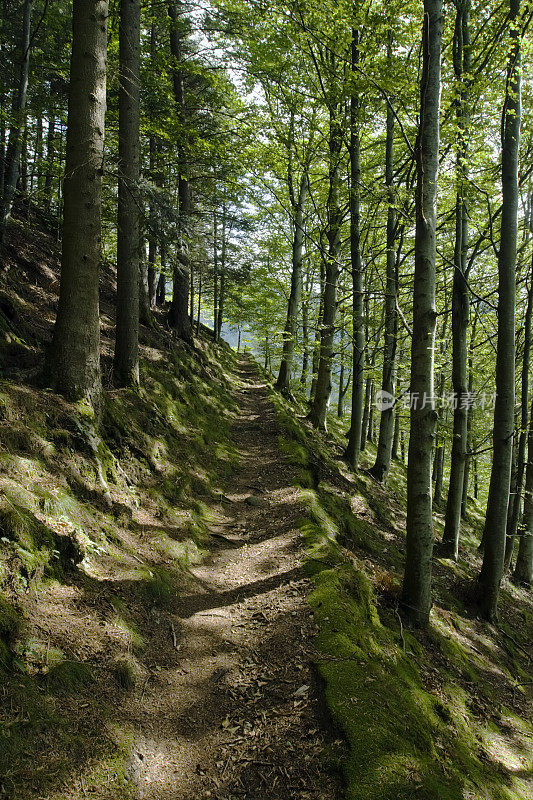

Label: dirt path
[121,357,344,800]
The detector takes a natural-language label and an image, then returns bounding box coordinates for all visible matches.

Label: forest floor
[0,209,531,800]
[114,357,343,800]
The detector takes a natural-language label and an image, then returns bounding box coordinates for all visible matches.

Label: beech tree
[400,0,443,628]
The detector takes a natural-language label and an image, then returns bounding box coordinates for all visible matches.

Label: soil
[114,357,344,800]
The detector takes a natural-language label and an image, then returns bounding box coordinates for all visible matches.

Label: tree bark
[345,29,365,465]
[114,0,141,387]
[477,0,521,622]
[48,0,109,406]
[514,399,533,586]
[276,170,308,397]
[168,0,193,343]
[504,268,533,571]
[370,52,398,482]
[401,0,443,628]
[442,0,471,559]
[307,104,341,430]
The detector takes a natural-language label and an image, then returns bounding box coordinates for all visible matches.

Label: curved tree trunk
[48,0,109,406]
[401,0,443,628]
[477,0,521,622]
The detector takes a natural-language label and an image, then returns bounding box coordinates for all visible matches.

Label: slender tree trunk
[462,308,478,516]
[309,261,325,405]
[276,170,308,396]
[370,56,397,481]
[114,0,141,387]
[300,269,310,389]
[44,110,55,206]
[433,438,445,505]
[504,272,533,571]
[307,103,342,431]
[514,401,533,586]
[477,0,521,622]
[157,242,166,306]
[147,137,157,308]
[401,0,443,628]
[48,0,109,405]
[442,0,471,559]
[31,114,43,196]
[217,205,226,341]
[213,207,219,339]
[168,0,193,343]
[0,0,32,240]
[345,29,365,465]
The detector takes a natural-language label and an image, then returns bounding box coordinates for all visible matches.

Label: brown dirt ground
[107,357,344,800]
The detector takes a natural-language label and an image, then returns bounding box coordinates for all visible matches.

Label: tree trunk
[433,439,444,506]
[300,270,310,389]
[442,0,471,559]
[401,0,443,628]
[504,267,533,571]
[514,401,533,586]
[147,137,158,308]
[307,104,341,431]
[309,260,325,405]
[48,0,109,406]
[461,308,478,516]
[0,0,32,240]
[114,0,141,387]
[370,54,397,481]
[168,0,192,343]
[345,29,365,466]
[477,0,521,622]
[276,170,307,396]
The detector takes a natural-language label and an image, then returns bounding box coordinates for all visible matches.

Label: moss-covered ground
[268,384,532,800]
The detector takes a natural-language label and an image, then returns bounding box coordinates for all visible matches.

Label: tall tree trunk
[401,0,443,628]
[504,270,533,571]
[514,401,533,586]
[370,52,398,482]
[147,137,158,308]
[213,207,219,339]
[276,170,308,396]
[461,307,478,516]
[300,269,310,389]
[48,0,109,405]
[157,241,166,305]
[114,0,141,387]
[442,1,472,558]
[477,0,521,622]
[308,103,342,431]
[217,203,226,340]
[345,29,365,466]
[168,1,193,343]
[44,110,56,205]
[309,260,325,405]
[0,0,32,240]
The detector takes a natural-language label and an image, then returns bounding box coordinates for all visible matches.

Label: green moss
[112,655,141,692]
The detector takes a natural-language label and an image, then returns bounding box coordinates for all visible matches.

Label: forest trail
[120,356,343,800]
